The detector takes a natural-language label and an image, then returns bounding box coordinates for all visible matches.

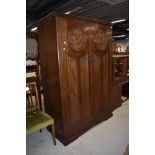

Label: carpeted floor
[26,100,129,155]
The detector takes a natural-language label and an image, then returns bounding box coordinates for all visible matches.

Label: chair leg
[40,129,42,133]
[51,124,56,145]
[38,93,42,111]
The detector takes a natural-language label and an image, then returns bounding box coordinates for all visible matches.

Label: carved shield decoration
[68,27,87,51]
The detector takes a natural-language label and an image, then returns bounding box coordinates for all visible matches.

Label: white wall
[26,38,38,59]
[113,39,129,52]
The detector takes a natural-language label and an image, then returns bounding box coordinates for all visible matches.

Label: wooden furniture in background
[122,82,129,98]
[38,13,112,145]
[112,44,117,53]
[112,44,122,53]
[112,54,129,81]
[111,52,129,111]
[26,36,44,108]
[26,78,56,145]
[117,45,121,53]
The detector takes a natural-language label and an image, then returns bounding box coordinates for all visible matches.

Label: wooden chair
[26,76,43,111]
[26,80,56,145]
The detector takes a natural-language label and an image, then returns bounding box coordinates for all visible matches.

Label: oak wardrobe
[38,13,113,145]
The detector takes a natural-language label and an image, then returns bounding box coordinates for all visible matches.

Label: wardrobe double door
[56,16,112,138]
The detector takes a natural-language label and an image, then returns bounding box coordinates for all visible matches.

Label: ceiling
[26,0,129,40]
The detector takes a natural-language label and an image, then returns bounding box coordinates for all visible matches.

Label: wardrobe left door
[56,16,92,139]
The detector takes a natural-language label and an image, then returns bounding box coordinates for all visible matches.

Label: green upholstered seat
[26,80,56,145]
[26,111,54,134]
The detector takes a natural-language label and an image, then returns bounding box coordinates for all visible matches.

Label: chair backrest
[26,80,40,112]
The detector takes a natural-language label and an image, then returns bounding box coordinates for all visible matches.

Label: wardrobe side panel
[38,18,64,136]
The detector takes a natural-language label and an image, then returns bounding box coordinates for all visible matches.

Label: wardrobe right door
[88,22,112,121]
